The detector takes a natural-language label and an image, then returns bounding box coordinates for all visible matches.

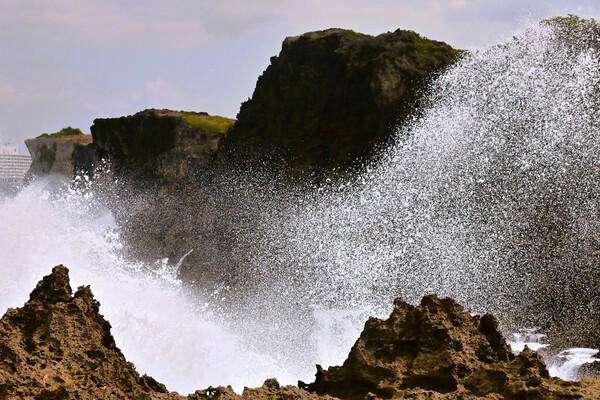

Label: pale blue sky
[0,0,598,150]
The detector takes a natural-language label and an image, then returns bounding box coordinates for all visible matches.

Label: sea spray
[2,16,600,393]
[0,179,289,394]
[233,15,600,346]
[209,17,600,383]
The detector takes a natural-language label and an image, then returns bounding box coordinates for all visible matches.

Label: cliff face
[24,135,94,181]
[223,28,460,177]
[20,29,460,291]
[91,109,233,188]
[2,266,599,399]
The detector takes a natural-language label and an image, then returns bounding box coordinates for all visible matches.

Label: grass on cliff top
[36,126,84,139]
[409,31,463,66]
[182,113,235,134]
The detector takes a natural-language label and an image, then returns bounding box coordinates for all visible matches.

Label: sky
[1,0,599,151]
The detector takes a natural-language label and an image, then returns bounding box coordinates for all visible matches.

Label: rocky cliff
[1,266,599,399]
[80,28,461,294]
[91,109,233,189]
[24,135,94,181]
[86,109,240,286]
[22,28,460,285]
[222,28,460,177]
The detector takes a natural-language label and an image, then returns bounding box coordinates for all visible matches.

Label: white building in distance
[0,144,32,186]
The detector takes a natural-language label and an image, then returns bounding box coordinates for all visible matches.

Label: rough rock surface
[1,267,599,399]
[222,28,460,177]
[24,135,94,181]
[91,109,232,189]
[0,265,178,399]
[88,109,240,285]
[303,295,600,400]
[84,28,461,297]
[188,379,331,400]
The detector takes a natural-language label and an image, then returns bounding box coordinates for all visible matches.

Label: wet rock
[3,266,600,399]
[189,385,242,400]
[580,360,600,378]
[304,294,600,400]
[242,378,331,400]
[188,379,330,400]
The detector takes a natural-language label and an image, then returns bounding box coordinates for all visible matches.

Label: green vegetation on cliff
[409,31,463,67]
[545,14,599,31]
[181,113,235,134]
[542,15,600,51]
[37,126,84,139]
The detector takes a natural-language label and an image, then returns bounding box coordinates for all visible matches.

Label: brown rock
[3,266,600,399]
[24,135,94,181]
[0,265,180,399]
[304,294,600,400]
[188,379,334,400]
[242,378,331,400]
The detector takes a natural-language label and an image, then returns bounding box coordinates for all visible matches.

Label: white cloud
[143,79,180,96]
[0,0,279,48]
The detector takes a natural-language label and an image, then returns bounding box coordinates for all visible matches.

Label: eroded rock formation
[1,266,599,399]
[88,109,238,286]
[82,28,461,297]
[0,265,178,399]
[302,295,600,399]
[91,109,233,189]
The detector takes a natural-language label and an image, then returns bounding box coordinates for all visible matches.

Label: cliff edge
[24,135,94,181]
[223,28,460,177]
[91,109,233,188]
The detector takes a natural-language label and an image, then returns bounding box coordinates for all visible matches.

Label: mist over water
[0,181,285,394]
[1,18,600,394]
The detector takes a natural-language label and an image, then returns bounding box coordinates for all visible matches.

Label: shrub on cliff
[37,126,84,139]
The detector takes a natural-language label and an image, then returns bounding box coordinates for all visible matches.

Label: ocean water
[2,17,600,394]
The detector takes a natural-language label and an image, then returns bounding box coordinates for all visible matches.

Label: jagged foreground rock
[303,296,600,399]
[1,266,599,399]
[0,266,178,399]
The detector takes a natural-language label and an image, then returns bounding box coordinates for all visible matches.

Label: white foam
[548,348,600,381]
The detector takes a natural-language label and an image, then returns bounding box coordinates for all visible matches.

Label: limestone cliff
[86,28,461,293]
[24,135,94,181]
[222,28,461,177]
[91,109,233,188]
[87,110,237,284]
